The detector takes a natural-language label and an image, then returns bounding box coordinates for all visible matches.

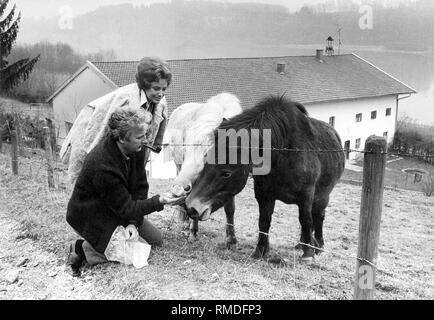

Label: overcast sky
[9,0,412,19]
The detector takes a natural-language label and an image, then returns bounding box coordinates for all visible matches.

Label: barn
[47,50,416,178]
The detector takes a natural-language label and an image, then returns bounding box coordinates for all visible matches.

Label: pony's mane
[216,95,313,148]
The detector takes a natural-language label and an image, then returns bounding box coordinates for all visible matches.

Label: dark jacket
[66,134,164,253]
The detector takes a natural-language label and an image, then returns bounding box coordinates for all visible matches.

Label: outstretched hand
[159,192,187,206]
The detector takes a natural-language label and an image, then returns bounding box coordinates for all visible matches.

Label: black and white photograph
[0,0,433,304]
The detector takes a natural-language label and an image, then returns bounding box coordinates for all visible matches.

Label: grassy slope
[343,157,434,193]
[0,151,433,300]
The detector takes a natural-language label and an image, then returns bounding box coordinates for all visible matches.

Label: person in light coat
[60,56,172,187]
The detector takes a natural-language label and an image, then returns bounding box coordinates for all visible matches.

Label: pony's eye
[221,171,232,178]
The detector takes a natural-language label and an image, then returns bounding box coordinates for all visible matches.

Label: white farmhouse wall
[52,67,114,145]
[305,95,397,160]
[146,150,177,179]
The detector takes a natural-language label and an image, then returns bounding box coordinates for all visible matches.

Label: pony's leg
[312,197,329,253]
[298,191,315,262]
[186,207,199,242]
[177,203,190,230]
[252,197,275,259]
[188,216,199,242]
[224,196,237,249]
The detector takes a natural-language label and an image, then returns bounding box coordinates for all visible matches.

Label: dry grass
[422,175,434,197]
[343,157,434,193]
[0,151,433,300]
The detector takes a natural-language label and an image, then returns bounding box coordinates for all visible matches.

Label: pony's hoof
[252,247,268,260]
[300,255,314,264]
[294,243,303,251]
[187,233,198,243]
[225,237,237,250]
[226,242,237,250]
[267,254,287,266]
[314,247,324,255]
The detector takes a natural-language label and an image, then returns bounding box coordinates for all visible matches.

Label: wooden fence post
[354,135,387,300]
[16,122,25,157]
[10,129,19,175]
[45,118,57,154]
[43,125,55,188]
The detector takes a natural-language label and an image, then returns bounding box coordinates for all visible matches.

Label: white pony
[164,92,242,242]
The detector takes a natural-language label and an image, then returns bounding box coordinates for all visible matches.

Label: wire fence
[205,214,432,290]
[1,138,433,195]
[1,139,433,298]
[160,143,434,159]
[156,206,432,295]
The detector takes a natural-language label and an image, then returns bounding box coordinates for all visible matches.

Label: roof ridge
[91,60,138,63]
[51,54,415,106]
[91,54,355,64]
[350,53,417,93]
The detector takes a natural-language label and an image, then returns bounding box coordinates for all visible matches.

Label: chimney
[276,62,286,74]
[316,49,324,62]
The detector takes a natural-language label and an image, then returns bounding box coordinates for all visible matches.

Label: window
[65,122,73,134]
[386,108,392,116]
[371,111,377,119]
[355,138,361,150]
[356,113,362,122]
[329,116,335,127]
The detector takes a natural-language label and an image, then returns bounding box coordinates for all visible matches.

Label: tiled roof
[92,54,415,116]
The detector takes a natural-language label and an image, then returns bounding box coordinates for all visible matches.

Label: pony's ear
[294,102,309,116]
[222,117,229,123]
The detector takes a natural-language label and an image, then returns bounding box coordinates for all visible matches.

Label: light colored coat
[164,92,242,192]
[60,83,168,186]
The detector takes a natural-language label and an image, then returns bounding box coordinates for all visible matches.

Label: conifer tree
[0,0,39,93]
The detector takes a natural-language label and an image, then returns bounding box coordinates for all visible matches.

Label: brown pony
[185,95,345,262]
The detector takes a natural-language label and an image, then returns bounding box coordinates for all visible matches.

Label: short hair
[135,57,173,90]
[108,105,152,141]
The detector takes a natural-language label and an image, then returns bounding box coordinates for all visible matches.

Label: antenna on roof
[336,24,343,55]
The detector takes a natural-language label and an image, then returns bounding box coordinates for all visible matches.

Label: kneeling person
[66,106,183,276]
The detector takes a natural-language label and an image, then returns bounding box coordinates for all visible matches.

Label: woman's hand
[159,192,187,206]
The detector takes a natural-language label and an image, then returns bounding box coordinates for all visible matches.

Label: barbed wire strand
[1,146,433,288]
[160,143,434,159]
[2,141,434,161]
[206,215,420,281]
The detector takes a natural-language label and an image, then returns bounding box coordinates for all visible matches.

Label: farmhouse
[47,50,416,178]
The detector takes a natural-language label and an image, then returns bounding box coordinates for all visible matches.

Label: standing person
[66,106,185,277]
[60,56,172,187]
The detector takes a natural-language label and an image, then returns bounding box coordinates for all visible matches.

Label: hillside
[0,150,433,300]
[17,1,434,60]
